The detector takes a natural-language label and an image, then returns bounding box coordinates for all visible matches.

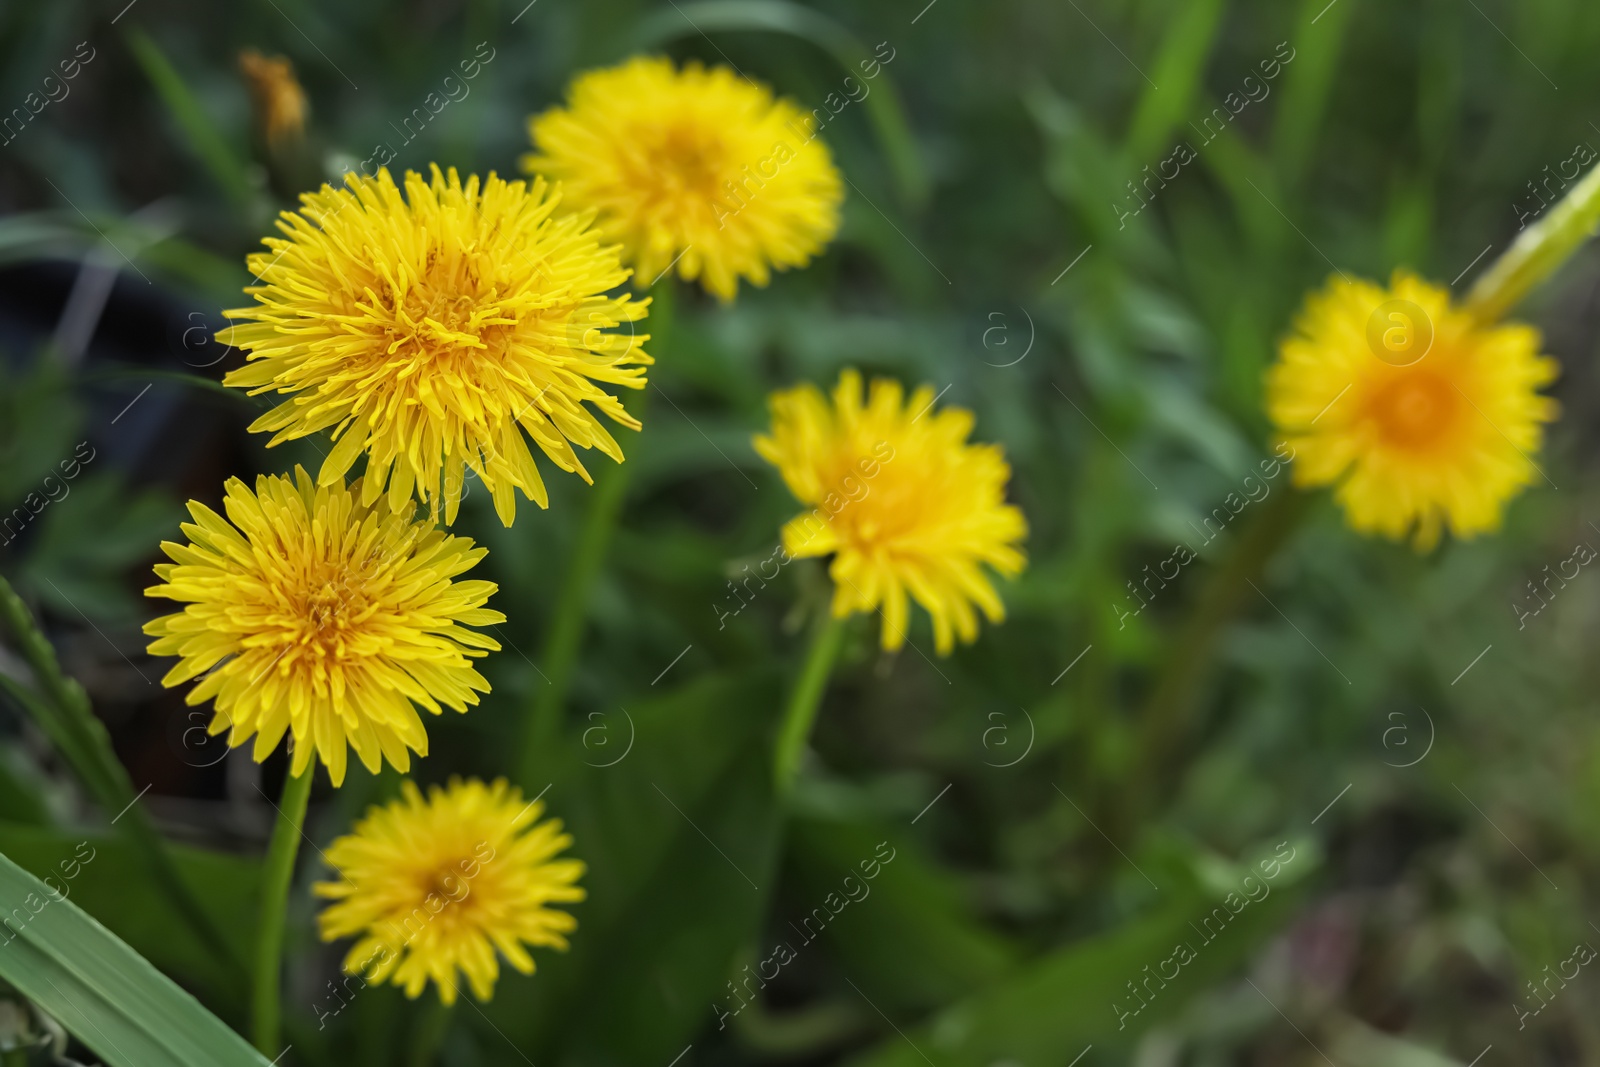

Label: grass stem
[774,612,848,794]
[252,766,313,1055]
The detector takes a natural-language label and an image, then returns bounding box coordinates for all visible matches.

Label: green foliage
[123,27,252,205]
[492,669,786,1063]
[0,851,270,1067]
[0,822,256,1004]
[3,0,1600,1062]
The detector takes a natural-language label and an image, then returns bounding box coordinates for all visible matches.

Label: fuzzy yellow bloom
[1267,272,1559,548]
[755,370,1027,655]
[143,468,504,786]
[238,49,307,149]
[315,778,585,1004]
[221,165,651,527]
[524,56,843,302]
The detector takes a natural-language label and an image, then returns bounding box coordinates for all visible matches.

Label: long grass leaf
[0,851,271,1067]
[123,27,253,205]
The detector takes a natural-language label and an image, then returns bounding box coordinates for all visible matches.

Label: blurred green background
[3,0,1600,1063]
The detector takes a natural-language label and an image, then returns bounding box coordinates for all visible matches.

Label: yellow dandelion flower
[523,56,843,302]
[1267,271,1559,548]
[143,467,505,786]
[238,49,307,149]
[315,777,585,1004]
[220,165,651,528]
[754,370,1027,655]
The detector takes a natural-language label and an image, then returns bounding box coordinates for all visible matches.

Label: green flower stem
[252,765,313,1055]
[0,574,244,979]
[1124,490,1309,830]
[773,612,848,794]
[515,280,673,785]
[516,444,636,780]
[1468,159,1600,321]
[407,997,455,1067]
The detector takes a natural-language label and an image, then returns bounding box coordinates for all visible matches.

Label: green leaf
[81,367,263,406]
[845,841,1318,1066]
[478,669,784,1062]
[0,580,122,808]
[787,814,1019,1010]
[0,849,271,1067]
[0,360,83,507]
[0,214,97,269]
[1122,0,1228,165]
[0,757,49,827]
[21,474,183,624]
[137,236,252,303]
[123,27,252,205]
[1023,82,1139,248]
[1271,0,1359,192]
[0,575,248,982]
[0,822,256,1007]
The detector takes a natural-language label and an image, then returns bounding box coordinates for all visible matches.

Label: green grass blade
[1271,0,1359,192]
[0,214,96,267]
[0,851,272,1067]
[844,842,1316,1066]
[80,367,263,406]
[0,821,255,1005]
[0,576,247,981]
[123,27,253,205]
[1122,0,1228,164]
[0,580,128,808]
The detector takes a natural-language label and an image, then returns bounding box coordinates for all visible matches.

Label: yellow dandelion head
[1267,271,1559,549]
[314,777,585,1004]
[220,165,652,528]
[142,467,506,787]
[754,370,1028,655]
[523,56,844,302]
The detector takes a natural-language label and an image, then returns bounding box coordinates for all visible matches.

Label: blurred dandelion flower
[143,467,504,786]
[238,48,307,149]
[315,778,585,1004]
[1267,271,1559,549]
[523,56,843,302]
[220,166,651,527]
[755,370,1027,655]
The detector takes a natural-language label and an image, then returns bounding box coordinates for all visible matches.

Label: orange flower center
[285,549,393,659]
[399,858,491,937]
[1369,369,1459,450]
[390,262,511,355]
[296,579,366,649]
[420,863,468,903]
